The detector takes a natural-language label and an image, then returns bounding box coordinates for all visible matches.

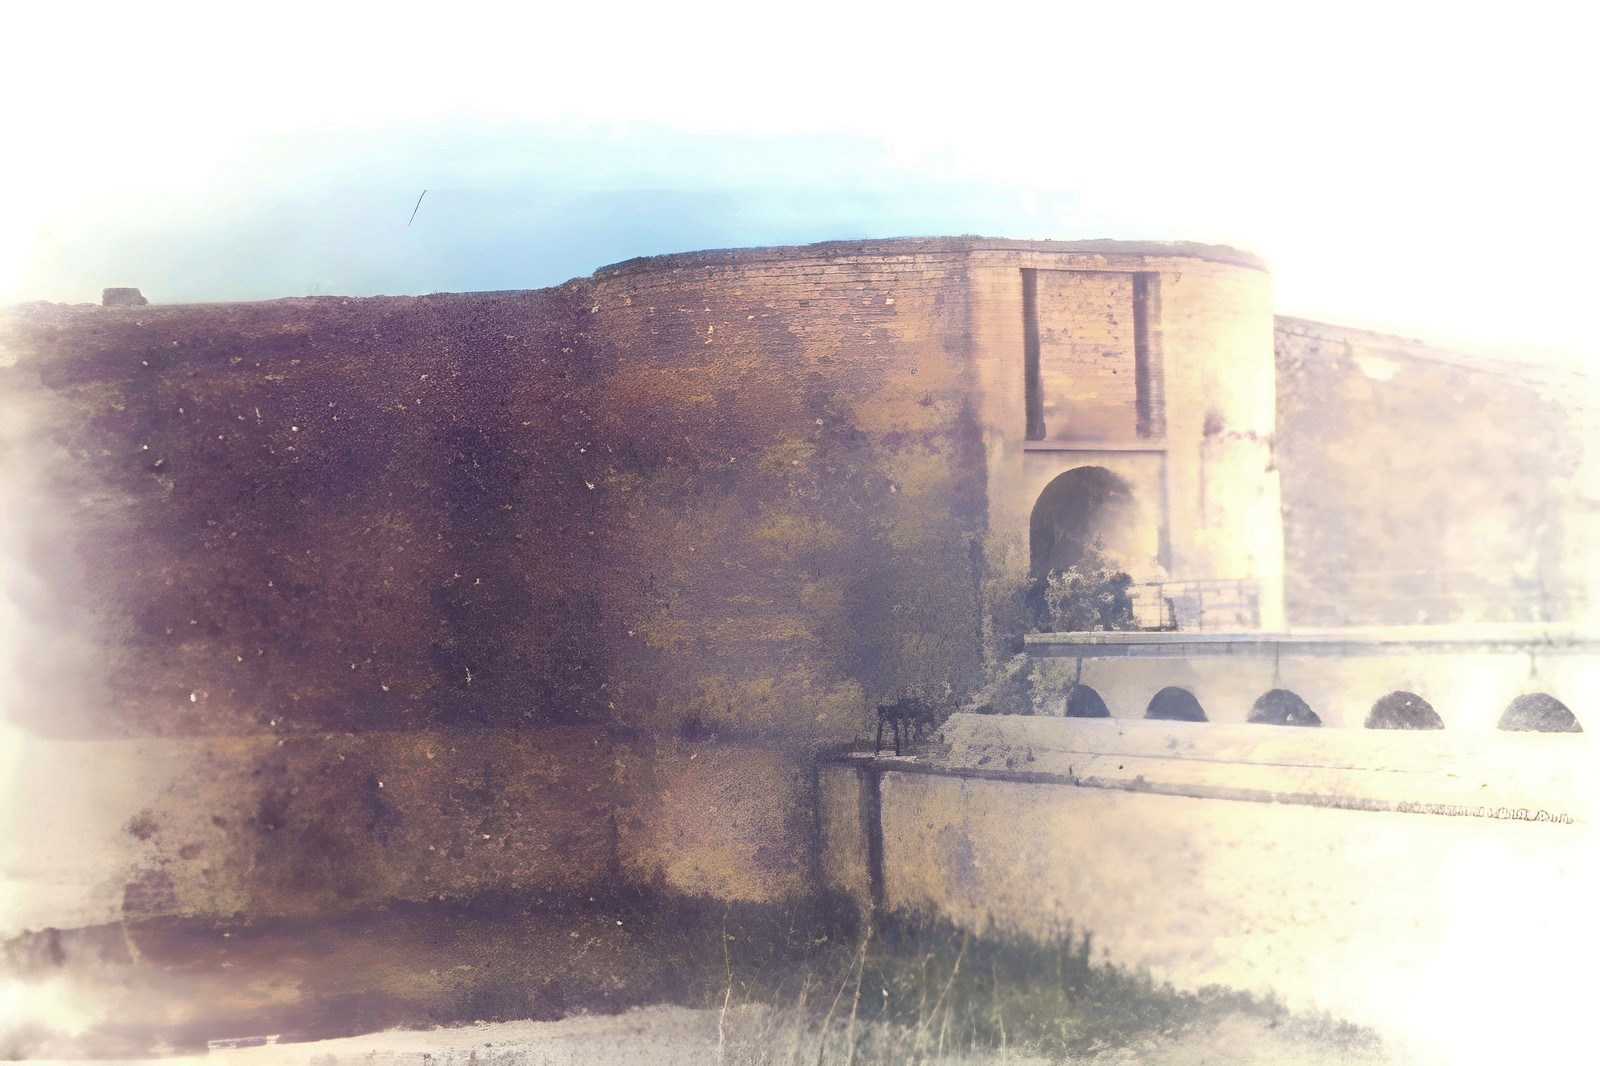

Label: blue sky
[4,1,1595,367]
[14,119,1162,300]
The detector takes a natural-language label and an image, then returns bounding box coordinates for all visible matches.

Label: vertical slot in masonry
[1022,269,1045,440]
[1134,272,1166,439]
[862,764,887,912]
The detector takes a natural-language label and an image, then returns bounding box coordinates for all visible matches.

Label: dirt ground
[13,1006,1403,1066]
[1,899,1402,1065]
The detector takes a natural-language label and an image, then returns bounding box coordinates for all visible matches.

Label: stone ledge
[1025,624,1600,657]
[841,714,1594,824]
[593,237,1268,280]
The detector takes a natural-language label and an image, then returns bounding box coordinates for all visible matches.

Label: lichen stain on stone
[123,808,159,841]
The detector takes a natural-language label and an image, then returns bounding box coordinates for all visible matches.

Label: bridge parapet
[1023,624,1600,731]
[1128,578,1260,630]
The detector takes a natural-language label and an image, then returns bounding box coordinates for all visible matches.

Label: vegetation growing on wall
[1028,542,1137,634]
[969,544,1136,717]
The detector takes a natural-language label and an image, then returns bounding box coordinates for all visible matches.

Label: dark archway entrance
[1029,467,1136,579]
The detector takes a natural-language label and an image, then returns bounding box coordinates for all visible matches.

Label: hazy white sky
[4,1,1594,366]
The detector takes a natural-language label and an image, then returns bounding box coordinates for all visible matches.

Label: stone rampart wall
[0,242,996,926]
[1275,317,1599,627]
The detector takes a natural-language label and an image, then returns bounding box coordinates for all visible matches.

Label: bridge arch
[1145,686,1207,723]
[1248,688,1321,727]
[1499,693,1582,733]
[1064,683,1111,718]
[1366,691,1443,730]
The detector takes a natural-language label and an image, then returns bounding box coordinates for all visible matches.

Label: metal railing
[1130,579,1260,631]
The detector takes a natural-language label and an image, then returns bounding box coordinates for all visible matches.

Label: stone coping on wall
[593,236,1269,279]
[1276,314,1597,394]
[1020,439,1169,453]
[847,714,1593,825]
[1024,623,1600,658]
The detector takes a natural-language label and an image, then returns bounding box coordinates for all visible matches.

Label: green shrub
[1029,543,1136,634]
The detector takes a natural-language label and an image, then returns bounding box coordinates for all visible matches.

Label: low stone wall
[2,727,626,932]
[815,761,875,910]
[2,726,818,935]
[615,742,815,902]
[821,714,1598,1061]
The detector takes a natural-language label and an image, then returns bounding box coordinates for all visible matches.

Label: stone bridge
[817,625,1600,1062]
[1023,625,1599,731]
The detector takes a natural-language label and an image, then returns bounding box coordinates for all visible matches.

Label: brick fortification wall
[8,237,1590,930]
[0,242,988,923]
[1275,318,1599,627]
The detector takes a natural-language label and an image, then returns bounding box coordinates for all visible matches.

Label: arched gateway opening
[1029,467,1137,579]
